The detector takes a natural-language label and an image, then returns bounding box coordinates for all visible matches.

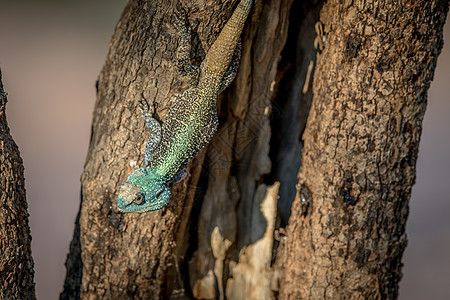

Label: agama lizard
[118,0,253,212]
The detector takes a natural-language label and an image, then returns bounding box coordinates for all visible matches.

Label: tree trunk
[279,0,448,299]
[0,69,36,300]
[61,0,448,299]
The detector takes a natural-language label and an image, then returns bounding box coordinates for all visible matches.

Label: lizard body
[118,0,253,212]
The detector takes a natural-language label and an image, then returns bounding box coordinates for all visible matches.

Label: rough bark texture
[280,0,448,299]
[0,69,36,300]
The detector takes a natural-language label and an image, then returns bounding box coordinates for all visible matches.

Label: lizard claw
[138,96,156,114]
[139,96,158,124]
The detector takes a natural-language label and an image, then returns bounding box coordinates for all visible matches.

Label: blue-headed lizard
[118,0,253,212]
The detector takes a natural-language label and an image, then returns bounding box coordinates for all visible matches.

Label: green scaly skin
[118,0,253,212]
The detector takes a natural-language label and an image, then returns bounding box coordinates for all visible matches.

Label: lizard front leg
[139,98,162,165]
[171,169,188,183]
[141,95,188,183]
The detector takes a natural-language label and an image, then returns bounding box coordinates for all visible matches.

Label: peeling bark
[279,0,448,299]
[0,69,36,300]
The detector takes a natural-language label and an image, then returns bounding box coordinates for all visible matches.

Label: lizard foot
[171,169,188,183]
[174,7,200,84]
[139,96,157,123]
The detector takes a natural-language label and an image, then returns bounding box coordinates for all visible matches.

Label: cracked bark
[279,0,448,299]
[0,69,36,300]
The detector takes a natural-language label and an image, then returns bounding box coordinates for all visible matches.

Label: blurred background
[0,1,449,299]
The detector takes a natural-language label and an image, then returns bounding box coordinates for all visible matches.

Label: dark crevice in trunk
[180,156,210,298]
[265,0,323,226]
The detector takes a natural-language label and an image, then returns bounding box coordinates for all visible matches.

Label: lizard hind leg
[174,7,200,85]
[218,39,242,93]
[139,98,162,164]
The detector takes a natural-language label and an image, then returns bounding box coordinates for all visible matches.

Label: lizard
[117,0,253,212]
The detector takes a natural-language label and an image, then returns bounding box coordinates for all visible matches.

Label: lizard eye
[133,192,145,205]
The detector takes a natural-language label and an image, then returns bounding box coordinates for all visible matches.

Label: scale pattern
[118,0,253,212]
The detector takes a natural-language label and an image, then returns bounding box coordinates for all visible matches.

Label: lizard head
[117,167,170,212]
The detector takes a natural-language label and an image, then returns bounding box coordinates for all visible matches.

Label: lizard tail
[202,0,253,77]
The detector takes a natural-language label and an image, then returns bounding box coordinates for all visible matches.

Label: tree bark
[0,69,36,299]
[61,0,449,299]
[279,0,448,299]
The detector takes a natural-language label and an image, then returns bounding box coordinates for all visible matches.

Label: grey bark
[0,69,36,300]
